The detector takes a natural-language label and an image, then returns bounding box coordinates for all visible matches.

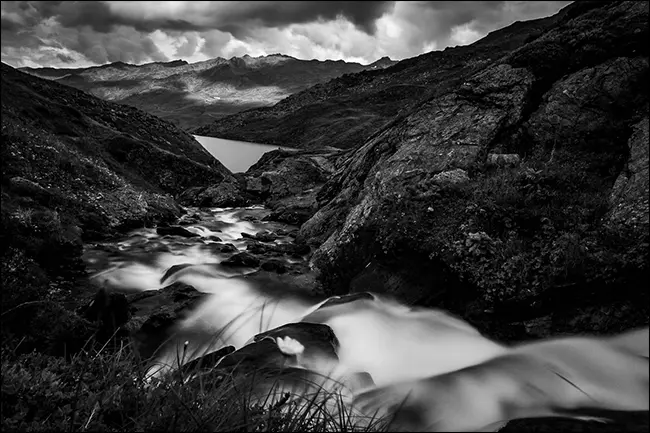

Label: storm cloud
[1,1,572,68]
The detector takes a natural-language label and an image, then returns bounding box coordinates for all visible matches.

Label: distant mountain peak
[367,56,397,69]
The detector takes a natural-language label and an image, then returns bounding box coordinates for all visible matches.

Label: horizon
[1,1,571,70]
[12,52,395,71]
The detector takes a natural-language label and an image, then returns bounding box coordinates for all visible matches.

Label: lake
[194,135,294,173]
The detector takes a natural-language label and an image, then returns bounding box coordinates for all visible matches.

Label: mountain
[19,54,395,131]
[1,61,233,284]
[193,15,561,148]
[213,1,648,341]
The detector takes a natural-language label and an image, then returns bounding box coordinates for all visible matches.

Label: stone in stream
[221,252,260,268]
[125,282,206,361]
[261,259,288,274]
[156,225,200,238]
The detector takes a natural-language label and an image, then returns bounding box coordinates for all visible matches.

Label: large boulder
[125,282,207,360]
[242,148,342,225]
[178,179,248,208]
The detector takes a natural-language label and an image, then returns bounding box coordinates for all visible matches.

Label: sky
[1,1,572,69]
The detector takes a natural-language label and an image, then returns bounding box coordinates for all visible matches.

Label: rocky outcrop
[125,282,207,360]
[241,148,342,225]
[608,116,649,228]
[178,179,249,208]
[296,1,649,335]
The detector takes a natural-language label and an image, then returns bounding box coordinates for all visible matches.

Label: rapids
[83,206,649,432]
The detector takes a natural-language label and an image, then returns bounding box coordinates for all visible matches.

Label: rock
[126,282,206,360]
[261,259,288,274]
[181,345,236,375]
[486,153,521,167]
[432,168,470,186]
[608,117,649,227]
[221,252,260,268]
[207,235,222,242]
[296,1,649,328]
[79,288,130,340]
[246,240,309,257]
[178,179,248,208]
[255,231,278,242]
[525,57,648,154]
[156,225,199,238]
[216,322,339,375]
[219,243,238,253]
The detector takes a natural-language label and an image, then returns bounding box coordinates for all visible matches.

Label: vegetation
[371,148,648,321]
[1,340,384,432]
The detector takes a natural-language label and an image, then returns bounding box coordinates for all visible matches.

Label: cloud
[1,1,572,69]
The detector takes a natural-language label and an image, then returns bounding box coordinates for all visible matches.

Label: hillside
[20,54,396,131]
[193,15,560,149]
[293,0,649,339]
[1,62,233,349]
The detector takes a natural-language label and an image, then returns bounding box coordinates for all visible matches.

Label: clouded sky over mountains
[1,1,571,68]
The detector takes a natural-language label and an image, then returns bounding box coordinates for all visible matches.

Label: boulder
[178,179,248,208]
[126,282,206,360]
[432,168,470,187]
[156,225,199,238]
[221,252,260,268]
[261,259,288,274]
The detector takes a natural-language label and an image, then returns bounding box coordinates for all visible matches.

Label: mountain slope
[20,54,396,131]
[193,15,560,149]
[1,61,233,258]
[291,0,648,339]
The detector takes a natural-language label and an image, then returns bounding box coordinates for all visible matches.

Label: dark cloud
[0,1,571,68]
[396,0,570,51]
[2,1,395,35]
[56,52,75,63]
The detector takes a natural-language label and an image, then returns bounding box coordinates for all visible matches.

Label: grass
[1,331,387,432]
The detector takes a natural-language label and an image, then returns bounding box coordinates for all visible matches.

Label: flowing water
[82,206,649,431]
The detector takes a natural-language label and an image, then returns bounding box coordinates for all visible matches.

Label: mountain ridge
[193,14,560,148]
[18,54,397,131]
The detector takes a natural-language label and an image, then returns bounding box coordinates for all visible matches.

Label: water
[194,135,295,173]
[82,206,649,431]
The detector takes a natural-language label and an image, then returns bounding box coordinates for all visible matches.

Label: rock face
[294,1,648,334]
[608,117,649,228]
[241,148,342,225]
[178,179,249,208]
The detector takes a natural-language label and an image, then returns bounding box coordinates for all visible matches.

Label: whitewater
[83,206,649,432]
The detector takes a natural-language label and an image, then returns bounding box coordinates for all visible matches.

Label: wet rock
[219,243,238,253]
[181,345,236,375]
[125,282,206,360]
[243,230,279,242]
[221,252,260,268]
[261,259,288,274]
[156,225,199,238]
[207,235,222,242]
[246,240,310,257]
